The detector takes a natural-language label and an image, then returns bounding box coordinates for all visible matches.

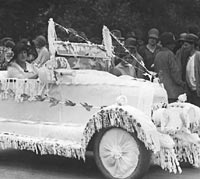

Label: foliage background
[1,0,200,42]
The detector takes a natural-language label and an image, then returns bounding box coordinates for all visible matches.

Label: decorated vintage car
[0,19,200,179]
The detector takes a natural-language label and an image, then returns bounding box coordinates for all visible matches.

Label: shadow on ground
[0,149,102,179]
[0,149,199,179]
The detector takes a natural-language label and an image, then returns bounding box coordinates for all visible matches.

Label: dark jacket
[138,45,160,71]
[154,47,185,99]
[175,48,191,82]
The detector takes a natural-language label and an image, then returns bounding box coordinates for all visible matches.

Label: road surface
[0,149,199,179]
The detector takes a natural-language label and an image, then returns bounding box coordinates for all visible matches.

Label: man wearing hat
[138,28,161,71]
[111,29,125,44]
[174,33,187,53]
[183,33,200,106]
[175,33,191,82]
[111,37,143,78]
[154,32,186,103]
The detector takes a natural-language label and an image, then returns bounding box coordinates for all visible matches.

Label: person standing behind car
[33,35,50,68]
[154,32,186,103]
[175,33,191,82]
[123,37,144,78]
[110,29,126,66]
[110,38,137,77]
[138,28,160,71]
[183,33,200,107]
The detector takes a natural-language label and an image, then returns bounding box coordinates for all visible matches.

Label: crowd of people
[110,26,200,107]
[0,25,200,107]
[0,35,49,79]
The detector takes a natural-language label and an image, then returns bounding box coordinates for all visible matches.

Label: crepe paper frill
[81,105,181,173]
[0,132,85,160]
[174,136,200,167]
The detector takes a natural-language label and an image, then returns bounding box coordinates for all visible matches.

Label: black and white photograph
[0,0,200,178]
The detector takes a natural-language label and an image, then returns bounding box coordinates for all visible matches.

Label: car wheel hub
[99,128,140,178]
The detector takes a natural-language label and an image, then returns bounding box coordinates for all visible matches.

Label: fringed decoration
[0,132,85,160]
[152,102,200,169]
[81,106,180,173]
[174,137,200,167]
[153,148,182,173]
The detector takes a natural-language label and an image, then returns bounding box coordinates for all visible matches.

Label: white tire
[94,127,150,179]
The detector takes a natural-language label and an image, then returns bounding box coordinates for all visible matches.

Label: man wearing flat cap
[183,33,200,106]
[175,32,191,82]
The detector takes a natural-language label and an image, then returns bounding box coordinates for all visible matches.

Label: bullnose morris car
[0,19,200,179]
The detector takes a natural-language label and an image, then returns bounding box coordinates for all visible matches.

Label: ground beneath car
[0,149,199,179]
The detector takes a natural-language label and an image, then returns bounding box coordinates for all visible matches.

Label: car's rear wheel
[94,127,151,179]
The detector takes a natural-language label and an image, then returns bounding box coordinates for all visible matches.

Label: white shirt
[7,62,38,79]
[33,47,50,68]
[186,54,196,91]
[146,44,156,53]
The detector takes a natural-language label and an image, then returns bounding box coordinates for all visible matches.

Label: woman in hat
[32,35,50,68]
[7,42,38,79]
[138,28,161,71]
[154,32,186,103]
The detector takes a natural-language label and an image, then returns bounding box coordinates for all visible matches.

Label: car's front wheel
[94,127,150,179]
